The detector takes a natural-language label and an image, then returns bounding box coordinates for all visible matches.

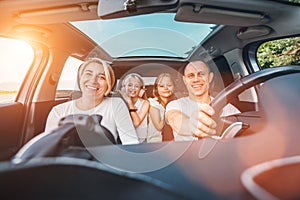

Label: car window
[257,36,300,69]
[0,37,34,103]
[71,13,217,58]
[56,56,83,98]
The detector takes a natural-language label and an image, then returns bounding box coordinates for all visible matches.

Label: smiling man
[165,60,240,141]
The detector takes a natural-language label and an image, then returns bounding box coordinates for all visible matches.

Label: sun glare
[0,38,34,91]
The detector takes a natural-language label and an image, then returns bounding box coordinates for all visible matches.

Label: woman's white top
[45,97,139,145]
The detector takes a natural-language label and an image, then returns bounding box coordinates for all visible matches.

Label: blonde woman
[45,58,139,145]
[120,73,150,143]
[147,73,175,143]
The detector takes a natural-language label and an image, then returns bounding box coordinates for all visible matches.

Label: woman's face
[79,62,108,100]
[124,77,142,98]
[157,76,174,98]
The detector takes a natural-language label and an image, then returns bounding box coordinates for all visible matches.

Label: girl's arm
[119,90,150,127]
[114,99,139,144]
[130,100,150,127]
[149,106,164,130]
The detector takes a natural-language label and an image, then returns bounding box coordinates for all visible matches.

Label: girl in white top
[45,58,139,145]
[120,73,150,143]
[147,73,175,143]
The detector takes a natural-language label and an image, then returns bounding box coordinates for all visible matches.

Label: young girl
[120,73,150,143]
[147,73,175,143]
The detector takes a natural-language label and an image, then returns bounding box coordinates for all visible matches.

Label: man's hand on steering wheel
[189,104,217,139]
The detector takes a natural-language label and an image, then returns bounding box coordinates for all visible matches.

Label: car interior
[0,0,300,199]
[0,0,299,159]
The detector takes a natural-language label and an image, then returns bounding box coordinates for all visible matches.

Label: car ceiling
[0,0,299,61]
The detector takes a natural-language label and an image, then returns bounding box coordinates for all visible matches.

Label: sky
[0,38,34,90]
[0,38,80,91]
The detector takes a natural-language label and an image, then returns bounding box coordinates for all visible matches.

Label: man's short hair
[179,60,212,75]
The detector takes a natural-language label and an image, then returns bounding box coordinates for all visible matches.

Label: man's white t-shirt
[45,97,139,145]
[166,96,240,141]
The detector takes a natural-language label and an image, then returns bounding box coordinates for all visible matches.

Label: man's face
[183,61,213,98]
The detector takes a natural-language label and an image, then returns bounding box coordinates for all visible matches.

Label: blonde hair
[77,58,115,96]
[122,73,147,99]
[153,73,175,107]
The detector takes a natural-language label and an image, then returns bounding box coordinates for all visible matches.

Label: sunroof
[71,13,217,58]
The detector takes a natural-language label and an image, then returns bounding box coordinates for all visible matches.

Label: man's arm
[166,104,217,138]
[165,110,192,136]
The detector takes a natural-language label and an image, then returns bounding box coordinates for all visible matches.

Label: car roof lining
[175,4,269,26]
[1,0,299,62]
[16,3,98,25]
[12,2,270,27]
[6,0,290,26]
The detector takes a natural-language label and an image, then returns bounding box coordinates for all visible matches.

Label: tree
[257,37,300,69]
[289,0,300,3]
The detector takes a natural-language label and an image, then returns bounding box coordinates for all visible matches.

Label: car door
[0,37,45,161]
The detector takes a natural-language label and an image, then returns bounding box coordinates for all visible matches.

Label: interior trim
[175,5,269,26]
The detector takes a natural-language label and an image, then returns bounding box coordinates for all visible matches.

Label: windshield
[71,13,217,58]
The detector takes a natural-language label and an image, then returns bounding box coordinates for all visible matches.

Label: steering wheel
[210,66,300,136]
[13,114,117,163]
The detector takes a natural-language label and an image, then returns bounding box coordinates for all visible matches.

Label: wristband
[129,108,138,112]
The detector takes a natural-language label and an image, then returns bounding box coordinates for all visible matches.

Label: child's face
[157,76,174,98]
[124,77,142,98]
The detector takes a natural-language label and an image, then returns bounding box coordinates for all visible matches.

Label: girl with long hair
[147,73,175,143]
[120,73,150,143]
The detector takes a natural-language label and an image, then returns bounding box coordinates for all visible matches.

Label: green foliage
[289,0,300,3]
[257,37,300,69]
